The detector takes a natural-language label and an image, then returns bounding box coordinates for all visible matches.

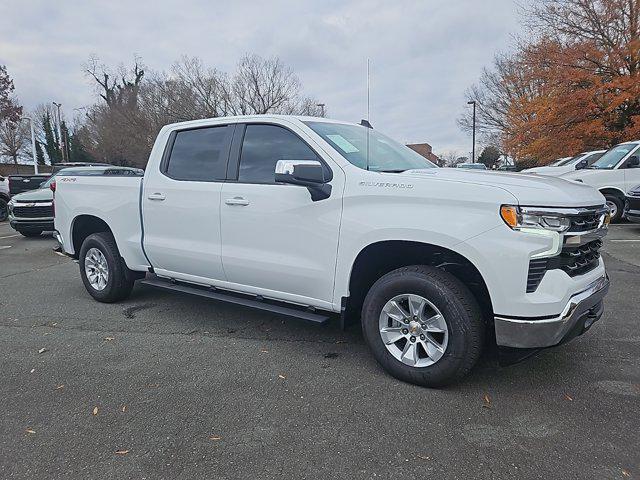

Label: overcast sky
[0,0,523,155]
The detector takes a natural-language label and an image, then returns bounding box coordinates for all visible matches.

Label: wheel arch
[344,240,494,325]
[599,187,626,199]
[71,214,113,259]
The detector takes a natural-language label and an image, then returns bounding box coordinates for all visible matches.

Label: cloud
[0,0,522,153]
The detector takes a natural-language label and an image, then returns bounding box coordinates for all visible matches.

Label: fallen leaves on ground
[278,374,286,380]
[25,429,35,434]
[55,385,64,390]
[114,450,129,455]
[564,394,573,401]
[121,405,127,413]
[482,394,492,409]
[92,406,99,416]
[209,435,222,441]
[30,368,35,374]
[104,337,114,341]
[622,469,631,477]
[260,349,269,353]
[38,348,47,354]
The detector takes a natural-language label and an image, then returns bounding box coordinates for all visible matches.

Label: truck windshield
[304,121,437,172]
[589,144,637,169]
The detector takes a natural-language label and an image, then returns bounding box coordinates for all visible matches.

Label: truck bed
[54,172,149,271]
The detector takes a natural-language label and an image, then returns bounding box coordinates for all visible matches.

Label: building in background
[406,143,442,165]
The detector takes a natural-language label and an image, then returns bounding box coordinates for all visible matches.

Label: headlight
[500,205,571,232]
[7,201,14,212]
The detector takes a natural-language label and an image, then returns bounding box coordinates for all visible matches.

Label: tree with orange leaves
[461,0,640,165]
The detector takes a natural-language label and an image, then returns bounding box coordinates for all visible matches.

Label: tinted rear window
[165,125,233,181]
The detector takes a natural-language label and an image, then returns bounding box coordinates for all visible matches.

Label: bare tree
[79,54,325,167]
[0,119,29,170]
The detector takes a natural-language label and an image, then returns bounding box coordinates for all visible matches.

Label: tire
[19,230,43,237]
[79,232,135,303]
[0,198,7,222]
[605,194,624,223]
[361,265,484,387]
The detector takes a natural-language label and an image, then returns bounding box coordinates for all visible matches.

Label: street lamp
[316,103,326,117]
[467,100,476,163]
[21,116,38,175]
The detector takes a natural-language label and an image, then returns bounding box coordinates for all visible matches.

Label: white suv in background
[562,141,640,221]
[523,150,605,176]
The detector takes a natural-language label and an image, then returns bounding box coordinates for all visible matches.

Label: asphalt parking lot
[0,221,638,479]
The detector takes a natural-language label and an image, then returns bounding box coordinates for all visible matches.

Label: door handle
[225,196,250,206]
[148,193,166,201]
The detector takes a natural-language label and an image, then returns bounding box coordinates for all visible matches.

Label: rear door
[142,124,234,282]
[219,122,344,308]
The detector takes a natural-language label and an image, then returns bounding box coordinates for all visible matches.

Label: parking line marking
[610,239,640,242]
[0,245,12,250]
[0,234,20,239]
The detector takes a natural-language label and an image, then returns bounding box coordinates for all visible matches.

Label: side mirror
[275,160,331,201]
[626,155,639,169]
[575,159,588,170]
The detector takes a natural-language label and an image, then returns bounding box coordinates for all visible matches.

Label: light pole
[316,103,326,117]
[52,102,67,162]
[21,116,38,174]
[467,100,476,163]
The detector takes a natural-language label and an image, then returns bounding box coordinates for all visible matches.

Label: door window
[238,125,320,184]
[164,125,233,181]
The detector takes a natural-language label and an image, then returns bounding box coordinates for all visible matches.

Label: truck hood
[11,187,53,202]
[402,168,605,207]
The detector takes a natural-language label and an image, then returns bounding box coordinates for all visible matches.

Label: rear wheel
[361,265,484,387]
[605,194,624,223]
[79,232,135,303]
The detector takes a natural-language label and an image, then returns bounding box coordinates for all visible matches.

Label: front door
[220,123,343,308]
[142,124,234,282]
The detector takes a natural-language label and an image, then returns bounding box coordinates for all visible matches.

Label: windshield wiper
[377,169,407,173]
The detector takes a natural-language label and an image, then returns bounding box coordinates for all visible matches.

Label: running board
[140,276,331,324]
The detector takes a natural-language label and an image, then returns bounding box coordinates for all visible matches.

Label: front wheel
[605,194,624,223]
[361,265,484,387]
[79,232,135,303]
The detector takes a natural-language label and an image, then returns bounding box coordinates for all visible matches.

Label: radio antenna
[366,59,370,171]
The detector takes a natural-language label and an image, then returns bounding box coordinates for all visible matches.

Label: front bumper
[494,274,609,349]
[9,218,55,231]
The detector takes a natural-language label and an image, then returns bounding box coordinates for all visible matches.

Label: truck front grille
[13,205,53,218]
[526,239,603,293]
[557,239,602,277]
[567,210,605,233]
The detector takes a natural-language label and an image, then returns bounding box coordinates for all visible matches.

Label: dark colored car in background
[7,162,112,197]
[624,185,640,224]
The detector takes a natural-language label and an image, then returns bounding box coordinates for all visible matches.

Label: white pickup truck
[562,140,640,222]
[53,115,611,387]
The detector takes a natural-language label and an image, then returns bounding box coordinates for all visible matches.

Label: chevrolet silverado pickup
[53,115,611,387]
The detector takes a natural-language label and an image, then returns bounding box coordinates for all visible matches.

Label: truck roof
[163,115,358,131]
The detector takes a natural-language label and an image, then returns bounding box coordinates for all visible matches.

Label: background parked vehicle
[624,184,640,224]
[562,141,640,222]
[0,175,9,222]
[522,150,605,176]
[53,115,610,387]
[7,162,112,197]
[7,165,135,237]
[455,163,486,170]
